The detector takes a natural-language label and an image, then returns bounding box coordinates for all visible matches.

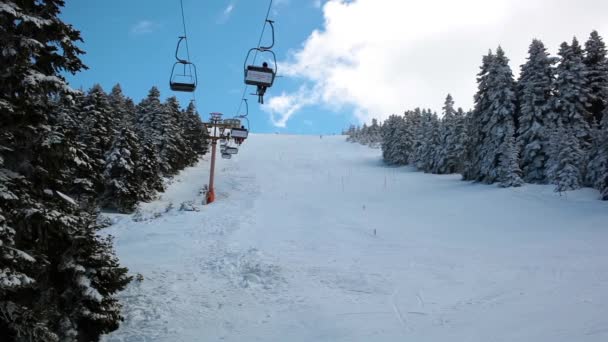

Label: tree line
[1,1,208,340]
[346,31,608,200]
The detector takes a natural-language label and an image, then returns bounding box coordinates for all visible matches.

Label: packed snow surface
[104,134,608,342]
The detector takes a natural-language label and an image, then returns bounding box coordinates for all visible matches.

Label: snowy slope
[103,134,608,342]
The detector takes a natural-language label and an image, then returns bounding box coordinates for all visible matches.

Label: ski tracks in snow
[104,156,287,341]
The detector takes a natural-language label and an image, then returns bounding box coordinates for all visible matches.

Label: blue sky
[60,0,351,134]
[61,0,608,134]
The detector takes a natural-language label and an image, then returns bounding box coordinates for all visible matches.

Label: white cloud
[269,0,608,126]
[313,0,322,9]
[218,3,235,23]
[130,20,159,35]
[263,85,320,127]
[224,3,234,15]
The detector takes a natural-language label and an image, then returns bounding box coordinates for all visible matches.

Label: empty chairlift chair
[170,36,198,92]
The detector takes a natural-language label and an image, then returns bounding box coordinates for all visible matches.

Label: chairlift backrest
[225,147,238,155]
[244,48,277,88]
[223,119,241,128]
[231,127,248,139]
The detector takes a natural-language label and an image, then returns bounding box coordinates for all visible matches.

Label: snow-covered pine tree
[463,51,495,181]
[0,1,131,339]
[182,101,209,159]
[549,125,584,192]
[136,86,164,152]
[590,110,608,198]
[134,87,168,194]
[77,84,116,196]
[138,141,165,200]
[426,112,442,173]
[583,31,608,187]
[108,84,135,127]
[49,94,100,207]
[161,96,189,175]
[452,108,468,173]
[552,38,593,187]
[411,108,428,169]
[381,115,402,164]
[480,47,523,186]
[435,94,465,174]
[584,31,608,124]
[101,127,143,212]
[398,110,419,164]
[517,39,557,183]
[368,118,382,148]
[554,38,592,144]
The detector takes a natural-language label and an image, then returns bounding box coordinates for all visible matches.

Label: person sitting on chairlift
[234,125,246,145]
[257,62,271,104]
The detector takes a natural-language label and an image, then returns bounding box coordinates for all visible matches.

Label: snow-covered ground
[103,134,608,342]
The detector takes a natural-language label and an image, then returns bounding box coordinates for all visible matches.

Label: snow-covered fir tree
[182,101,209,158]
[161,96,190,175]
[435,95,467,174]
[464,47,522,186]
[583,31,608,188]
[0,1,131,340]
[554,38,592,142]
[549,125,584,192]
[77,84,116,196]
[345,119,383,147]
[550,38,593,189]
[101,127,143,212]
[584,31,608,124]
[463,52,494,181]
[517,39,557,183]
[381,115,403,164]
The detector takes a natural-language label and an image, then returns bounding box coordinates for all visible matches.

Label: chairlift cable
[235,0,273,117]
[179,0,197,103]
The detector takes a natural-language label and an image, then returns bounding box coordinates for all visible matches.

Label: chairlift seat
[170,81,196,92]
[225,147,238,155]
[223,119,241,128]
[221,153,231,159]
[231,128,249,139]
[245,66,275,87]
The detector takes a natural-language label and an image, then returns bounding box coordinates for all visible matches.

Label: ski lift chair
[221,153,232,159]
[244,50,277,88]
[170,37,197,92]
[244,19,277,90]
[225,146,239,155]
[231,126,248,145]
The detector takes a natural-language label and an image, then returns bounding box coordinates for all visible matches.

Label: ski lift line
[179,0,196,103]
[235,0,274,117]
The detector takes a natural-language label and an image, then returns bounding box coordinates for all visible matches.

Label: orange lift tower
[203,112,243,204]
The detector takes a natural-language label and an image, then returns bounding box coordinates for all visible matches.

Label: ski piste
[104,134,608,342]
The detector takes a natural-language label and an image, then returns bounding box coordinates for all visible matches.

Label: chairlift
[223,118,241,128]
[170,36,197,92]
[244,51,277,88]
[244,20,277,89]
[221,153,232,159]
[231,127,248,139]
[225,146,239,155]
